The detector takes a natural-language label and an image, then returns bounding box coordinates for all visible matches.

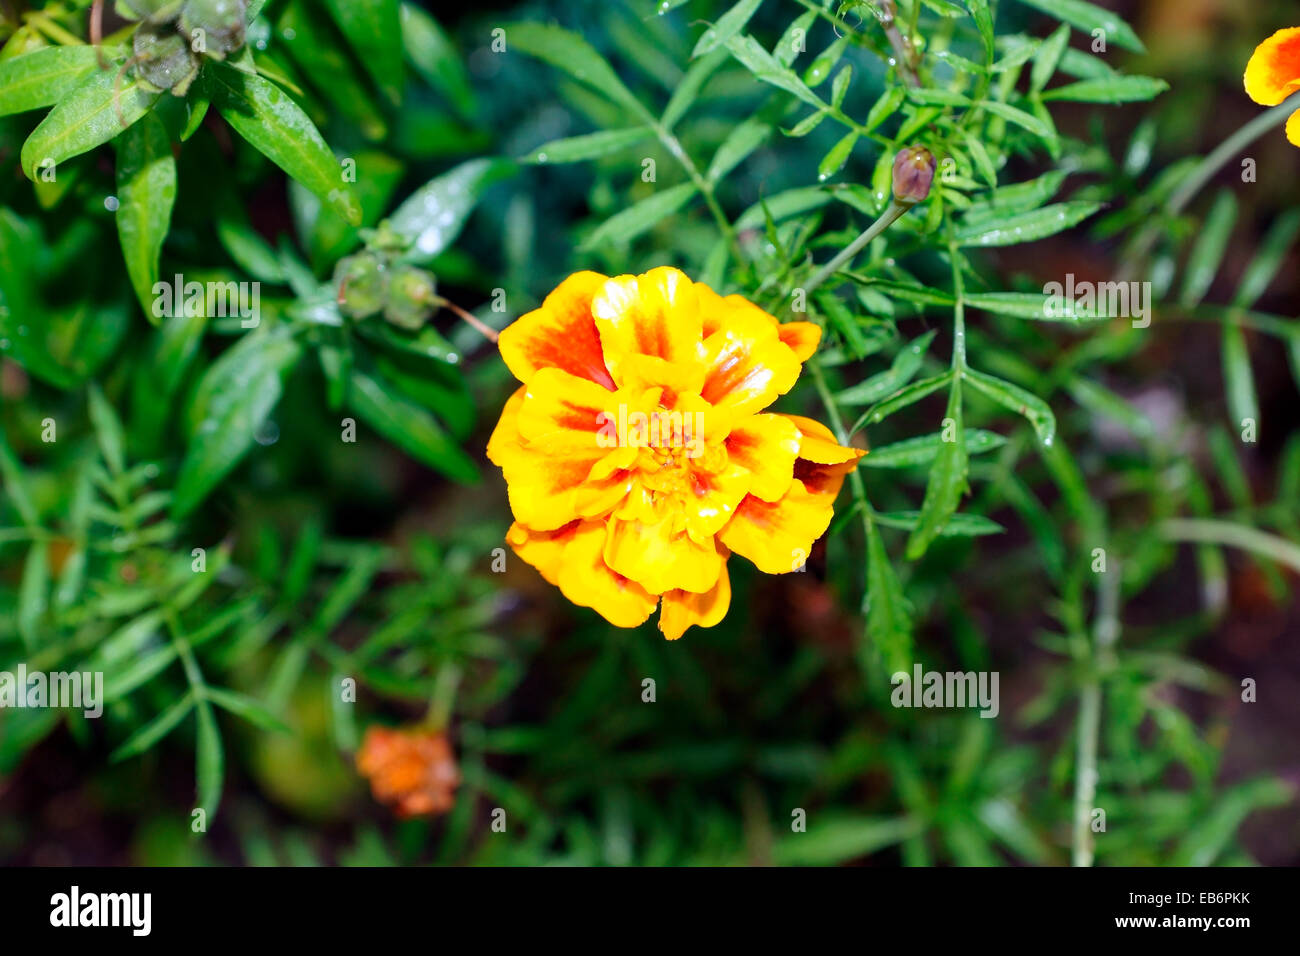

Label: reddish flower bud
[357,726,461,818]
[891,146,936,203]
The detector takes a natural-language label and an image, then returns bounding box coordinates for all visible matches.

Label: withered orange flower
[487,267,865,640]
[1244,26,1300,146]
[356,726,461,817]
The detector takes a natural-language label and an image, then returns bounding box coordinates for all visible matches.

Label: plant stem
[1159,518,1300,574]
[804,200,909,297]
[1073,551,1119,867]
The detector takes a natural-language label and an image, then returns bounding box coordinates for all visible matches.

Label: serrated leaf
[1012,0,1145,54]
[114,112,175,322]
[507,21,650,119]
[865,521,912,674]
[864,429,1006,468]
[905,378,968,559]
[954,201,1101,246]
[19,64,158,179]
[527,126,653,165]
[692,0,763,58]
[1041,75,1169,103]
[210,62,361,225]
[388,157,515,262]
[963,365,1057,445]
[723,34,823,109]
[581,182,697,250]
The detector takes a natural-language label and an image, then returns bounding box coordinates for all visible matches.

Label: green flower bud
[133,23,200,96]
[891,146,936,204]
[180,0,247,61]
[334,253,388,320]
[383,266,438,331]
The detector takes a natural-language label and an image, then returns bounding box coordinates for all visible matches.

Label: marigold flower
[356,726,461,818]
[488,267,865,640]
[1244,27,1300,147]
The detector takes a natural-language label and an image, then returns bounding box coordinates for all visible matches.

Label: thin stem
[804,200,909,297]
[1159,518,1300,574]
[1073,556,1119,867]
[438,297,498,344]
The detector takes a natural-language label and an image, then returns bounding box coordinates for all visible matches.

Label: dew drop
[104,196,120,212]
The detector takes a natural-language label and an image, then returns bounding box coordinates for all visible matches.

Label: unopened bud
[384,265,438,330]
[334,253,387,320]
[891,146,935,203]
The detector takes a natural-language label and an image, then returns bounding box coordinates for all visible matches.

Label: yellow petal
[720,479,835,575]
[1289,107,1300,147]
[603,512,724,594]
[700,308,802,418]
[782,414,866,465]
[506,520,578,586]
[592,267,706,386]
[498,271,616,388]
[725,413,800,501]
[1244,27,1300,106]
[555,520,658,627]
[778,321,822,361]
[659,558,731,640]
[516,366,626,454]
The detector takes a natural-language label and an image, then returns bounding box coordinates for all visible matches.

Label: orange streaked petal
[516,367,628,454]
[783,414,867,466]
[498,271,616,389]
[603,513,725,594]
[725,413,801,502]
[1244,27,1300,105]
[720,479,836,575]
[682,459,752,541]
[506,520,580,586]
[498,442,606,530]
[700,309,802,417]
[555,520,658,627]
[778,322,822,361]
[659,558,731,640]
[592,267,706,385]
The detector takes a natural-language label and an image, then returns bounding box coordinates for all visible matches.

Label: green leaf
[0,428,39,527]
[772,814,920,865]
[195,699,224,818]
[87,384,127,476]
[905,378,968,559]
[19,63,159,179]
[580,182,697,250]
[388,157,515,263]
[401,3,475,118]
[817,130,858,181]
[864,86,905,134]
[209,62,361,225]
[837,330,937,406]
[961,170,1068,225]
[1180,190,1236,308]
[1221,324,1258,433]
[662,48,727,130]
[347,367,478,482]
[114,112,176,321]
[966,291,1105,322]
[877,510,1005,537]
[507,22,650,120]
[864,429,1006,468]
[17,541,49,649]
[977,100,1050,137]
[865,521,913,675]
[1030,24,1070,93]
[692,0,764,58]
[324,0,403,102]
[963,365,1057,446]
[204,686,291,734]
[1233,208,1300,309]
[0,45,116,116]
[851,371,955,434]
[965,0,995,63]
[707,118,771,182]
[954,201,1102,246]
[1040,76,1169,103]
[1012,0,1146,54]
[173,330,304,518]
[723,34,823,109]
[527,127,653,165]
[110,693,195,762]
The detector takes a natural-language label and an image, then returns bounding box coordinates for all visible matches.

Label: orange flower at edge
[356,726,461,818]
[487,267,865,641]
[1244,26,1300,146]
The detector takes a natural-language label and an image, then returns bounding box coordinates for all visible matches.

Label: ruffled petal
[555,521,659,627]
[725,413,801,502]
[699,308,802,418]
[778,322,822,361]
[498,271,616,389]
[592,267,706,386]
[603,512,725,594]
[1245,27,1300,105]
[516,366,626,454]
[782,414,866,465]
[719,479,835,575]
[659,558,731,640]
[506,520,579,586]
